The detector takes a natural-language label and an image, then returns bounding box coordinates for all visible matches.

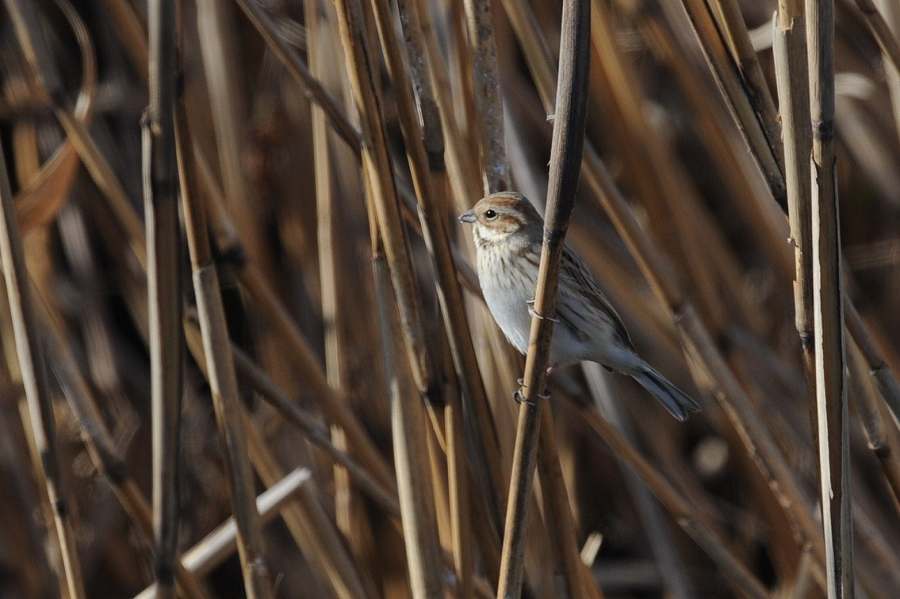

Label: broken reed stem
[462,0,511,193]
[175,94,274,599]
[853,0,900,74]
[496,1,591,597]
[562,399,769,599]
[0,143,86,599]
[805,1,854,596]
[170,469,309,580]
[146,1,183,594]
[241,417,372,599]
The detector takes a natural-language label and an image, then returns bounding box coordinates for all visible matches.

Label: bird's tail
[630,364,701,422]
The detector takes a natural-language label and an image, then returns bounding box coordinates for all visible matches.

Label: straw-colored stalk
[331,0,439,414]
[331,0,446,594]
[709,0,785,169]
[145,1,183,595]
[383,0,480,591]
[462,0,511,192]
[304,0,367,565]
[192,162,396,490]
[372,250,445,597]
[242,417,373,598]
[175,92,274,599]
[0,141,86,599]
[853,0,900,74]
[678,0,787,205]
[774,0,819,460]
[158,469,310,582]
[195,0,265,264]
[497,1,592,597]
[233,0,361,152]
[805,2,854,596]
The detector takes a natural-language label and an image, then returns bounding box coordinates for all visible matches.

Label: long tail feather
[630,365,701,421]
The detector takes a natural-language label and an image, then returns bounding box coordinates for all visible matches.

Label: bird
[458,190,700,421]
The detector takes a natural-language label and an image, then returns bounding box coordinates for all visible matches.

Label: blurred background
[0,0,899,597]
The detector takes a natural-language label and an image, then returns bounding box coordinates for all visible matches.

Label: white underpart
[474,223,643,371]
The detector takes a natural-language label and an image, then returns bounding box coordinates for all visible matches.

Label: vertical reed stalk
[373,1,517,590]
[146,2,183,595]
[195,0,264,264]
[774,0,818,461]
[462,0,511,192]
[806,2,854,596]
[497,1,591,597]
[304,0,361,564]
[372,251,445,598]
[331,0,439,416]
[175,93,274,599]
[0,143,86,599]
[332,1,446,593]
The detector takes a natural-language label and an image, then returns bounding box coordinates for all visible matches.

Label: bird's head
[458,191,542,247]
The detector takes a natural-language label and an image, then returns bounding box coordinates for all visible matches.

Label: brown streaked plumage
[459,191,700,421]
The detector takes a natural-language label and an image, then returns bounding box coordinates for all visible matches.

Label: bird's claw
[526,299,559,323]
[514,379,551,406]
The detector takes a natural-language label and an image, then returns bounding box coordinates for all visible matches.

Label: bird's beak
[458,210,477,224]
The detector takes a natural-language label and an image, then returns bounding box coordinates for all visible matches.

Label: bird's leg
[526,299,559,323]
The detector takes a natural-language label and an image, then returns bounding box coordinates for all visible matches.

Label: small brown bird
[459,191,700,421]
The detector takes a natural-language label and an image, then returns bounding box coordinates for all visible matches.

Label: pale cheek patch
[475,225,514,243]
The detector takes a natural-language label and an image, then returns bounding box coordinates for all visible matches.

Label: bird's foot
[513,378,551,406]
[526,299,559,323]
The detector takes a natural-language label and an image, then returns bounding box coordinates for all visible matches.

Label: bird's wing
[557,245,633,348]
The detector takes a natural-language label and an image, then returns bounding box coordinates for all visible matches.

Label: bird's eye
[484,209,498,220]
